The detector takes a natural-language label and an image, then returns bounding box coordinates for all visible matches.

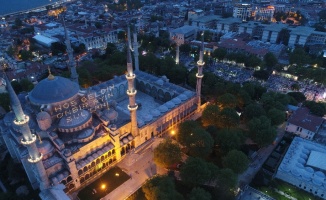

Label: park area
[77,167,130,200]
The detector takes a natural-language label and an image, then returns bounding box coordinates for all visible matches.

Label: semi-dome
[103,109,118,121]
[37,111,52,131]
[36,139,54,159]
[58,110,92,132]
[29,76,79,104]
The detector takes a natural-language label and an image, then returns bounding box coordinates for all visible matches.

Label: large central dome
[29,76,79,105]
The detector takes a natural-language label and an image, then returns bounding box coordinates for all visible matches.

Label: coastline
[0,0,67,18]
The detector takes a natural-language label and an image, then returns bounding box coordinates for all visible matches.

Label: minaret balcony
[127,89,137,95]
[197,61,205,66]
[28,153,43,163]
[196,73,204,78]
[21,134,37,145]
[126,74,136,80]
[13,115,29,125]
[128,104,138,111]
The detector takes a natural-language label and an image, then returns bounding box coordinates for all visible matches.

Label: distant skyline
[0,0,59,16]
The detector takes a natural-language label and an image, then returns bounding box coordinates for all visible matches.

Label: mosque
[0,25,205,199]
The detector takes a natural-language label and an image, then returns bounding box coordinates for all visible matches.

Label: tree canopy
[142,175,183,200]
[215,128,244,153]
[180,157,218,187]
[189,187,212,200]
[153,139,182,168]
[248,116,277,146]
[222,150,249,174]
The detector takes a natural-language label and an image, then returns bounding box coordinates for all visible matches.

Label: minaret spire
[3,72,50,190]
[132,26,140,71]
[127,25,133,51]
[62,17,79,85]
[196,32,205,110]
[126,39,139,138]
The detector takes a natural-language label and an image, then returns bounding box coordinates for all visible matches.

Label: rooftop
[287,107,324,132]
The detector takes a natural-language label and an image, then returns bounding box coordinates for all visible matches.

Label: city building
[285,107,324,140]
[233,4,252,21]
[275,137,326,199]
[0,27,204,199]
[169,25,197,45]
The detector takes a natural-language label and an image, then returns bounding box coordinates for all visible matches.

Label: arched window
[67,176,73,183]
[78,170,83,176]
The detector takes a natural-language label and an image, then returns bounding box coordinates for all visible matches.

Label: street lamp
[101,184,106,190]
[171,130,175,135]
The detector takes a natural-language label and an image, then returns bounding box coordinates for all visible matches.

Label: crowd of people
[210,62,326,103]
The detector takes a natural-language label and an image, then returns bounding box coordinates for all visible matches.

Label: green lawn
[77,167,130,200]
[257,179,322,200]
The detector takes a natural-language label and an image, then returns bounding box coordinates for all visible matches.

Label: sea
[0,0,60,16]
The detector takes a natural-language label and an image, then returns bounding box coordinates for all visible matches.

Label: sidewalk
[102,139,166,200]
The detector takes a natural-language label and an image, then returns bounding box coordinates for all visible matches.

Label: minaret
[196,32,205,110]
[127,26,133,51]
[176,43,180,65]
[3,73,50,190]
[132,26,140,71]
[126,42,139,137]
[62,17,79,85]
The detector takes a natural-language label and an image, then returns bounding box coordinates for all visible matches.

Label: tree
[290,83,300,91]
[212,48,227,61]
[95,22,103,29]
[215,129,243,153]
[243,103,266,121]
[177,120,200,145]
[267,108,285,126]
[216,93,237,109]
[105,43,118,58]
[245,55,262,68]
[14,18,22,28]
[218,168,237,189]
[186,128,214,158]
[318,9,326,22]
[180,157,217,186]
[0,93,10,111]
[248,116,277,146]
[201,104,219,127]
[20,50,33,61]
[264,52,278,68]
[217,108,240,128]
[253,70,270,80]
[73,43,86,54]
[222,150,249,174]
[51,42,66,56]
[189,187,212,200]
[179,44,191,54]
[303,101,326,117]
[287,92,306,103]
[142,175,183,200]
[19,79,34,92]
[117,30,126,41]
[153,139,182,168]
[289,47,311,66]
